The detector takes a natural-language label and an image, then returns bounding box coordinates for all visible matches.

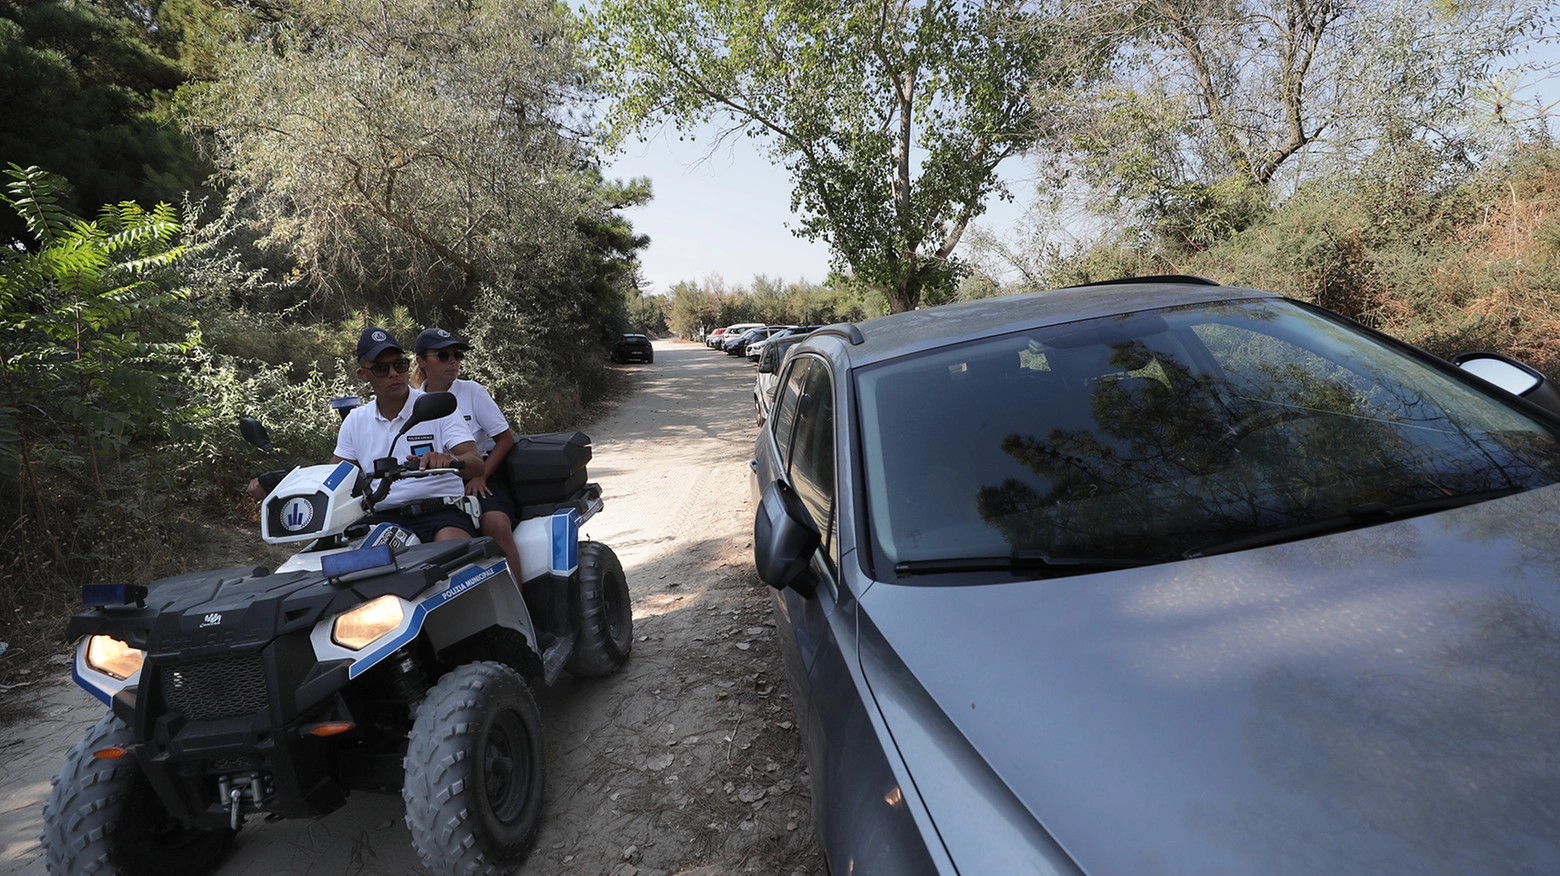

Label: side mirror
[754,480,820,597]
[239,417,277,456]
[379,391,460,465]
[397,391,458,438]
[1453,352,1560,418]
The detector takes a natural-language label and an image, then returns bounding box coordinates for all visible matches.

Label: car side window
[788,364,835,549]
[770,357,813,466]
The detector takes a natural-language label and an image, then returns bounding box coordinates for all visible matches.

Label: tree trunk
[887,271,917,313]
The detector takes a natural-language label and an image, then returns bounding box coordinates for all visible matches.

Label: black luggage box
[506,431,592,505]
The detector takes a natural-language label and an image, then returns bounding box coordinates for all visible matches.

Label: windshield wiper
[894,551,1158,578]
[1183,486,1529,559]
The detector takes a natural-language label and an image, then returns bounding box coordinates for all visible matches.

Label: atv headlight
[85,635,144,680]
[332,595,405,651]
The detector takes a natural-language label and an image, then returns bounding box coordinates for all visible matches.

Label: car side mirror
[1453,352,1560,418]
[754,480,820,597]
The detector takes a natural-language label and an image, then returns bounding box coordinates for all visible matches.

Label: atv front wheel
[566,541,633,678]
[404,661,545,875]
[42,715,235,876]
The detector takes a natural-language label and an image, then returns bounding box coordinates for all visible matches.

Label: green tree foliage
[185,0,598,315]
[624,289,668,336]
[664,275,865,337]
[0,164,194,565]
[1187,139,1560,373]
[1043,0,1552,251]
[0,0,211,245]
[589,0,1104,312]
[573,172,653,344]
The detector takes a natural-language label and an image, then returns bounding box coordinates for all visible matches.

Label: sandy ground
[0,339,822,876]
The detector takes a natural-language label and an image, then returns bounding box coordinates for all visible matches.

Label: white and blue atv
[42,391,633,875]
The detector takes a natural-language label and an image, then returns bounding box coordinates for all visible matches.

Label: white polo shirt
[447,378,510,456]
[333,387,475,508]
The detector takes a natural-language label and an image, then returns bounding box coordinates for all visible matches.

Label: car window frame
[770,356,814,469]
[787,359,837,558]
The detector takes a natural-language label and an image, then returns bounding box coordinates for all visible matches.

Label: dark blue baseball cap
[356,326,402,361]
[415,327,468,355]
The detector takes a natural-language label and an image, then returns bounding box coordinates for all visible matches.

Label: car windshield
[855,298,1560,575]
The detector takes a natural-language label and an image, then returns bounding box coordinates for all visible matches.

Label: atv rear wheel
[566,541,633,678]
[404,661,545,875]
[42,715,235,876]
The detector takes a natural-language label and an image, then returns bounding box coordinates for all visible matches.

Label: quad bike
[42,391,633,875]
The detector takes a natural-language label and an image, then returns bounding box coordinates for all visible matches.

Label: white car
[716,323,764,350]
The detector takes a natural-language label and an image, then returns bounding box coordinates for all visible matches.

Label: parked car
[752,332,812,425]
[715,323,764,351]
[723,326,766,356]
[610,333,654,363]
[705,327,729,348]
[747,325,821,362]
[729,325,795,357]
[750,275,1560,876]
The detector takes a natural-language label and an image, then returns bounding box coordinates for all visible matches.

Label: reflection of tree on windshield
[1196,593,1560,876]
[975,340,1560,560]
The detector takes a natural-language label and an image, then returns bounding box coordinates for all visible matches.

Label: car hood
[857,485,1560,876]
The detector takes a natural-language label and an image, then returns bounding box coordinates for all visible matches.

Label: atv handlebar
[364,457,465,506]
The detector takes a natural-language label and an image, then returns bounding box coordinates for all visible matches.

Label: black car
[751,275,1560,875]
[610,333,654,363]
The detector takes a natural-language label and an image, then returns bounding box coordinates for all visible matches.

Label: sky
[601,44,1560,298]
[602,129,1032,296]
[602,131,831,295]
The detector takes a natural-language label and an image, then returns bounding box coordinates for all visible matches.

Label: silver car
[753,331,815,425]
[750,276,1560,875]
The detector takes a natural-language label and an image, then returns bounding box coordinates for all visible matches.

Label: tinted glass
[789,364,835,541]
[855,299,1560,573]
[770,357,814,466]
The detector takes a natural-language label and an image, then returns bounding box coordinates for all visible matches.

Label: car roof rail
[1066,274,1220,289]
[814,323,866,345]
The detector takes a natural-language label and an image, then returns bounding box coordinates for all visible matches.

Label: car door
[766,356,937,874]
[759,355,842,710]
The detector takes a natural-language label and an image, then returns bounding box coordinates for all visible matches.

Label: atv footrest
[541,633,575,686]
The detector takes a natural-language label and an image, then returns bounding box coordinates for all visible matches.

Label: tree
[624,289,668,335]
[1044,0,1552,250]
[667,280,717,338]
[184,0,596,316]
[589,0,1105,312]
[0,0,211,246]
[0,165,193,553]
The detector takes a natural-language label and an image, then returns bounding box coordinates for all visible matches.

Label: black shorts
[367,505,477,542]
[478,474,516,522]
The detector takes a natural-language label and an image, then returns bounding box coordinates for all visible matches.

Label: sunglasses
[365,358,411,377]
[429,349,465,362]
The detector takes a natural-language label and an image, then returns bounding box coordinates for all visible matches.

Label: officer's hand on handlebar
[406,451,464,471]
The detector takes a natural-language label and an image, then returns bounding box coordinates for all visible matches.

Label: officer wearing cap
[330,327,484,542]
[411,327,525,582]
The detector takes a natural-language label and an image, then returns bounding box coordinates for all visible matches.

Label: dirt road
[0,339,822,876]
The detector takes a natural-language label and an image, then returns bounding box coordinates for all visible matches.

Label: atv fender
[422,561,538,656]
[307,555,540,680]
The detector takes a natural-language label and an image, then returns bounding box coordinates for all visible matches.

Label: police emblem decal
[281,496,315,531]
